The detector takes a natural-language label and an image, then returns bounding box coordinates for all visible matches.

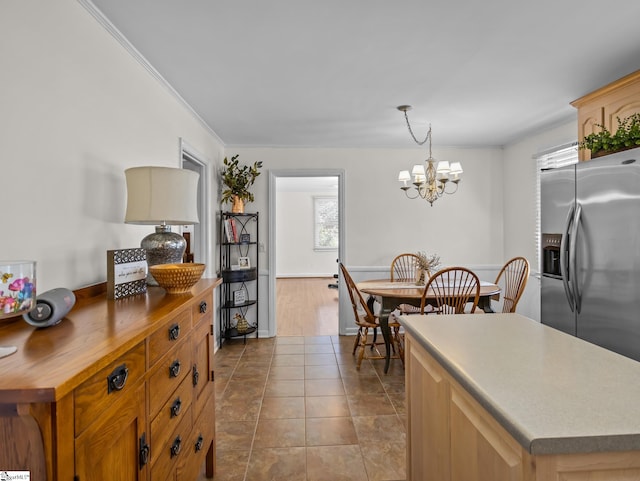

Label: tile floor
[209,335,406,481]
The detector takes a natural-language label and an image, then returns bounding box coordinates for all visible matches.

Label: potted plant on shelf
[220,154,263,213]
[579,113,640,158]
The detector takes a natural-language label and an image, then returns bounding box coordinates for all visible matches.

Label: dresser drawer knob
[169,360,181,378]
[168,323,180,341]
[199,301,207,314]
[139,433,150,468]
[192,364,200,386]
[107,363,129,394]
[170,397,182,418]
[170,435,182,458]
[195,434,204,452]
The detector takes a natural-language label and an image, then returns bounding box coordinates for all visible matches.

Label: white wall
[232,146,505,270]
[502,119,578,321]
[276,190,338,276]
[1,0,224,292]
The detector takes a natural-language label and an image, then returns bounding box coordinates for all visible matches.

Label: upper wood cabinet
[572,70,640,160]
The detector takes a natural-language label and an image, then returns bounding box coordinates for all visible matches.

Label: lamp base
[141,225,186,285]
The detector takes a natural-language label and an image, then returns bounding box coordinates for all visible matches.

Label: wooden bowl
[149,263,205,294]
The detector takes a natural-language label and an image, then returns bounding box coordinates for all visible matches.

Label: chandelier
[396,105,463,206]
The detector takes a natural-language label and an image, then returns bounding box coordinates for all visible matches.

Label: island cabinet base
[405,333,640,481]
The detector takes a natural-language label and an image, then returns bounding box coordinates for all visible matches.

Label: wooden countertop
[0,278,221,404]
[399,312,640,455]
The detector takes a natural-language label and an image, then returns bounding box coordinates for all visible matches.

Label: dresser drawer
[148,338,192,417]
[191,291,212,327]
[151,373,194,454]
[175,405,215,481]
[148,307,191,368]
[151,411,192,481]
[74,342,146,435]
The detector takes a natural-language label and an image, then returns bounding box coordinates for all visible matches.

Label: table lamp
[124,166,199,284]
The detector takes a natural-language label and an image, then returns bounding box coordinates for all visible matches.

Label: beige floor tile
[215,420,256,450]
[305,364,341,379]
[304,343,335,354]
[305,396,350,418]
[274,344,305,354]
[269,365,305,380]
[212,449,250,481]
[360,442,407,481]
[306,417,358,446]
[306,445,369,481]
[305,378,345,396]
[352,415,407,444]
[343,376,386,396]
[271,354,305,366]
[253,418,306,448]
[260,396,305,419]
[264,379,305,398]
[245,447,307,481]
[217,397,263,421]
[305,353,338,366]
[347,394,397,417]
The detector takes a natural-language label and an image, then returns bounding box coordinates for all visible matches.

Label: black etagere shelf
[219,211,259,346]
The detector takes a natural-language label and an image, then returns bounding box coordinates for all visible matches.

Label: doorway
[268,170,345,338]
[180,138,213,277]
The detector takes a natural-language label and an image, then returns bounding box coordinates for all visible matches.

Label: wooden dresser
[0,278,220,481]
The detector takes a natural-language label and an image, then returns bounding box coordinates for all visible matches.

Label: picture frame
[233,289,247,305]
[239,233,251,244]
[238,257,250,269]
[107,248,147,300]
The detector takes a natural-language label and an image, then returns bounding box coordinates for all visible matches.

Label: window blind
[533,142,578,273]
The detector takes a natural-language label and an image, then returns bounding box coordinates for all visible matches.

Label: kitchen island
[399,312,640,481]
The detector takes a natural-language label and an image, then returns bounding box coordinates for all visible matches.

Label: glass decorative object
[0,260,36,359]
[0,260,36,319]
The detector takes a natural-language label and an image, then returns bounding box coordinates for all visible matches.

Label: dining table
[357,279,501,373]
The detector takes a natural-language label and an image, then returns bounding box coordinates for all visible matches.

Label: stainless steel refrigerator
[541,146,640,361]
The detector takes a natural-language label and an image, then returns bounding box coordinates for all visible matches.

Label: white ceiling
[88,0,640,148]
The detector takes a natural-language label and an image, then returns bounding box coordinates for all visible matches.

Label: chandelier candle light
[397,105,463,206]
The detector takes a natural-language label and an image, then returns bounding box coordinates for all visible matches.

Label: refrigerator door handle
[560,204,576,311]
[570,203,582,314]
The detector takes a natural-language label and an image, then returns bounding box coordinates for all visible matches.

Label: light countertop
[399,312,640,455]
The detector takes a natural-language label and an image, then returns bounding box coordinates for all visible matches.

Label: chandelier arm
[402,187,420,200]
[442,181,460,195]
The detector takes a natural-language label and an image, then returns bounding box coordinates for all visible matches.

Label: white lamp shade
[449,162,463,174]
[398,170,411,182]
[411,164,426,177]
[124,166,200,225]
[436,161,451,173]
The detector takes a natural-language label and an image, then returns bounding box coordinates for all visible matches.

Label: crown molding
[77,0,225,146]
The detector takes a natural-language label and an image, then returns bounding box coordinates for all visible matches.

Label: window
[314,196,338,250]
[534,141,578,271]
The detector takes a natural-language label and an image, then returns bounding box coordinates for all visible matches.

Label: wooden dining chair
[339,263,403,369]
[389,253,423,316]
[494,257,530,313]
[390,253,421,281]
[421,267,480,314]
